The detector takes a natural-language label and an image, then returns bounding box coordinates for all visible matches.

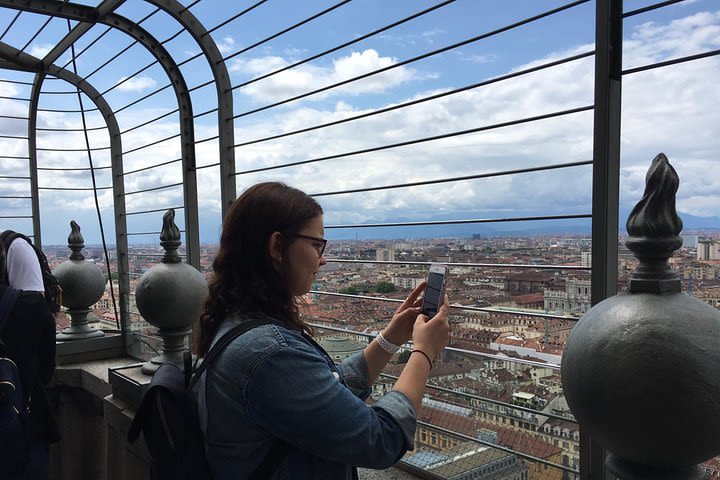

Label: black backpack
[0,286,30,476]
[127,318,288,480]
[0,231,62,313]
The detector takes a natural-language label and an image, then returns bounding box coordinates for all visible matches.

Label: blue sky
[0,0,718,244]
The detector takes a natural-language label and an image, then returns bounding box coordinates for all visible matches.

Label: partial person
[4,233,44,293]
[194,182,451,479]
[0,237,59,480]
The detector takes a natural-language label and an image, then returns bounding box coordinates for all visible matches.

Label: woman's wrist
[375,332,401,354]
[380,328,406,347]
[410,349,433,371]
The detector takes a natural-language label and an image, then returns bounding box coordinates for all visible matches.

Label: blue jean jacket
[198,317,417,479]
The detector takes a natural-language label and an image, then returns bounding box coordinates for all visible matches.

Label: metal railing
[311,321,578,477]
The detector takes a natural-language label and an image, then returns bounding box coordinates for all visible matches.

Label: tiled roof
[418,405,562,460]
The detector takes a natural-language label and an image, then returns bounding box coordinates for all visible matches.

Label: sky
[0,0,718,245]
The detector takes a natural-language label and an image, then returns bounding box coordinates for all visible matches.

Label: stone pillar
[135,209,208,375]
[55,221,106,341]
[562,153,720,479]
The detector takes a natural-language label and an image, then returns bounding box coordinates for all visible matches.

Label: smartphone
[421,263,449,318]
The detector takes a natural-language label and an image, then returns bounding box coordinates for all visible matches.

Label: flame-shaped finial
[160,209,181,243]
[68,220,85,260]
[625,153,683,293]
[160,209,182,263]
[626,153,683,238]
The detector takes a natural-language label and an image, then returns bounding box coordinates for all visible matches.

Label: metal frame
[0,40,131,340]
[145,0,237,216]
[27,71,43,247]
[0,0,202,268]
[587,0,623,479]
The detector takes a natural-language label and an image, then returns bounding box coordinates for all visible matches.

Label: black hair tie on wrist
[411,349,433,371]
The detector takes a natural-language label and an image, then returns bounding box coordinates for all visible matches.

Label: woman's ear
[268,231,283,268]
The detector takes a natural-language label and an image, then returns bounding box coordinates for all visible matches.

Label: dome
[316,335,366,362]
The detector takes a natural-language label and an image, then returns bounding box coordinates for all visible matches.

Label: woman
[0,240,59,480]
[195,182,450,479]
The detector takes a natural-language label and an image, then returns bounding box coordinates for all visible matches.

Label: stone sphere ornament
[135,209,208,375]
[55,221,106,341]
[562,153,720,475]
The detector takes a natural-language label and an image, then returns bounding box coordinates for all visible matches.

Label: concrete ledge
[55,333,125,365]
[53,355,136,398]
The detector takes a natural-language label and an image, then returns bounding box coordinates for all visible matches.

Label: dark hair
[193,182,323,356]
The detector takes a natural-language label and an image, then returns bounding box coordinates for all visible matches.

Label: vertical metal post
[108,107,130,341]
[587,0,623,479]
[146,0,237,219]
[179,105,200,269]
[28,72,45,248]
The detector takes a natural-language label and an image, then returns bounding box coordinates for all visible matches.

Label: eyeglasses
[294,234,327,257]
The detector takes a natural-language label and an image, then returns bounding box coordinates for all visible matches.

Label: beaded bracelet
[375,332,401,354]
[411,349,433,371]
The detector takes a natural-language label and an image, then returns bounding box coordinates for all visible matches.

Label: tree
[340,286,359,295]
[374,281,396,293]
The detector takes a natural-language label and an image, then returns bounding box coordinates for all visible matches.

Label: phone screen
[421,271,444,317]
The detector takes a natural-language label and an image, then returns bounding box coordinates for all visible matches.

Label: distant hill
[327,210,720,240]
[674,212,720,231]
[618,208,720,234]
[44,208,720,244]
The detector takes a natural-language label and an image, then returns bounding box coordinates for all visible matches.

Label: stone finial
[625,153,683,293]
[562,153,720,477]
[136,209,208,375]
[160,209,181,264]
[55,221,106,341]
[626,153,683,238]
[68,220,85,260]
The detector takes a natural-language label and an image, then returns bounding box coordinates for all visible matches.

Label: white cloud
[462,53,498,64]
[284,47,308,59]
[378,29,447,48]
[422,29,445,42]
[3,7,719,243]
[29,43,53,58]
[115,75,157,92]
[216,36,238,55]
[230,9,720,226]
[231,49,417,102]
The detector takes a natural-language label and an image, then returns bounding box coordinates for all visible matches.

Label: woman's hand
[390,293,451,412]
[412,294,450,359]
[381,282,426,346]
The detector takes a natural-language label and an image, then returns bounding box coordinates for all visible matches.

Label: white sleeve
[7,238,45,292]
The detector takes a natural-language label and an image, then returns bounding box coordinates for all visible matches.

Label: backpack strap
[0,286,20,354]
[190,317,290,479]
[0,286,20,332]
[187,317,279,392]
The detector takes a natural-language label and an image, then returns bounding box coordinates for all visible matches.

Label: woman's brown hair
[193,182,322,356]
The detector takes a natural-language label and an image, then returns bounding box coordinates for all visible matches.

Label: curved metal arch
[28,71,45,248]
[147,0,236,216]
[0,41,130,335]
[0,0,201,268]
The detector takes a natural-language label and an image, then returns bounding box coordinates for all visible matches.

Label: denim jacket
[198,315,417,479]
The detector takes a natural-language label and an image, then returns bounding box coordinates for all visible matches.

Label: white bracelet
[376,332,401,354]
